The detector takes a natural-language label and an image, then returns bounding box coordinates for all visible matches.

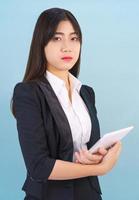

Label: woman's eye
[52,37,61,41]
[71,37,79,41]
[52,36,79,42]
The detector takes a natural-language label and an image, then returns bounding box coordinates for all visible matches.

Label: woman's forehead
[55,20,76,33]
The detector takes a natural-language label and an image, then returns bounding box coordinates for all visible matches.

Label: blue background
[0,0,139,199]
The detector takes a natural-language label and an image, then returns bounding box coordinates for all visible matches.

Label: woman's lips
[61,56,73,61]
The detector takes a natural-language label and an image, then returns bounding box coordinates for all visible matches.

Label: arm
[49,141,122,180]
[48,159,102,180]
[13,82,56,182]
[13,83,121,182]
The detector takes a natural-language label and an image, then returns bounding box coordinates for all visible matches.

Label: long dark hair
[23,7,82,82]
[11,7,82,116]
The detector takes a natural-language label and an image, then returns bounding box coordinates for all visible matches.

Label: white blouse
[45,70,92,162]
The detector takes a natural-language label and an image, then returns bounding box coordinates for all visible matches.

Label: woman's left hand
[74,147,108,165]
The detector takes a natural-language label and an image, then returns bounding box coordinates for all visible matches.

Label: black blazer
[13,75,102,200]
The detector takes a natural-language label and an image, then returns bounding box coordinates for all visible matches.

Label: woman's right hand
[98,141,122,175]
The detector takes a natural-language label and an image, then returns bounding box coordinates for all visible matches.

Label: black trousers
[24,177,102,200]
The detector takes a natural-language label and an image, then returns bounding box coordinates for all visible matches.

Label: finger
[98,147,108,156]
[76,150,89,164]
[75,152,82,163]
[114,141,122,150]
[78,150,97,164]
[109,141,122,154]
[79,149,92,164]
[75,149,102,164]
[116,142,122,157]
[82,149,103,163]
[84,149,103,162]
[91,154,103,162]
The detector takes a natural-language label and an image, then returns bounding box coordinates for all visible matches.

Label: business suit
[13,75,102,200]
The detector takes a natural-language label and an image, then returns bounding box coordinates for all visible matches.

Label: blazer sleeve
[13,82,56,183]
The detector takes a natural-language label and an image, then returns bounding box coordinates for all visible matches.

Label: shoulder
[81,84,96,98]
[13,81,38,94]
[13,81,42,107]
[13,80,43,99]
[12,81,43,117]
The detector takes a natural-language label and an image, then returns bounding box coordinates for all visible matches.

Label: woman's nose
[61,41,72,52]
[61,48,72,52]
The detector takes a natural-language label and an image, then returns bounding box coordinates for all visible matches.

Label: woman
[11,8,122,200]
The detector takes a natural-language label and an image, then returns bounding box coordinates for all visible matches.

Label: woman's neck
[46,68,70,90]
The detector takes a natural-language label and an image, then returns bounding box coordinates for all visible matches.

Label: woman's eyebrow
[54,32,78,35]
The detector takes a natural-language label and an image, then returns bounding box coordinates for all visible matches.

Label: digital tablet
[88,126,134,154]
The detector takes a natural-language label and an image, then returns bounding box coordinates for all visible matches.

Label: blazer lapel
[36,75,99,151]
[36,76,74,148]
[79,87,101,149]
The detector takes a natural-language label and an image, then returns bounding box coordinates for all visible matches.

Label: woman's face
[44,20,81,72]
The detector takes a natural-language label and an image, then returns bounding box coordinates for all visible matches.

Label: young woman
[11,8,122,200]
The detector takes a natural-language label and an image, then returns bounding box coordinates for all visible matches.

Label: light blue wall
[0,1,139,199]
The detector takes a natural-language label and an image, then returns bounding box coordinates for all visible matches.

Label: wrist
[86,163,106,176]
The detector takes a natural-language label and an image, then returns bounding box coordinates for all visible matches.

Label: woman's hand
[98,141,122,175]
[74,147,108,165]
